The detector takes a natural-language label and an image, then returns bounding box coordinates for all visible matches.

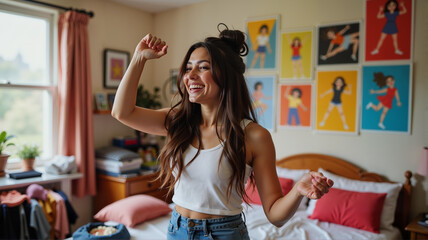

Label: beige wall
[152,0,428,219]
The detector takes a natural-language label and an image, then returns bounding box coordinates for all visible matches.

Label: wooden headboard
[276,153,412,236]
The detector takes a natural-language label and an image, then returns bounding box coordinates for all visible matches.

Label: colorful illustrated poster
[278,83,312,129]
[365,0,413,62]
[317,22,360,66]
[316,70,359,134]
[246,75,276,132]
[280,29,313,80]
[361,64,411,133]
[245,16,279,70]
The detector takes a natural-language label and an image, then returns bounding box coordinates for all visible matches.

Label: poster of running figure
[280,29,313,80]
[365,0,413,62]
[245,16,279,70]
[317,22,360,66]
[246,75,276,132]
[278,83,312,129]
[361,65,411,133]
[316,70,359,133]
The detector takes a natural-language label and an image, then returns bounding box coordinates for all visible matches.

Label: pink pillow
[309,188,387,233]
[94,194,172,227]
[245,177,294,205]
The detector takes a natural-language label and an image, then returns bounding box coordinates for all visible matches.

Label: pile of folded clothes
[95,146,142,177]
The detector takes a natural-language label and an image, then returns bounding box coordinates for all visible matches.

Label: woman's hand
[134,33,168,61]
[296,172,334,199]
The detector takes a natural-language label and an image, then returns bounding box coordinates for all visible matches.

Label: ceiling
[109,0,208,13]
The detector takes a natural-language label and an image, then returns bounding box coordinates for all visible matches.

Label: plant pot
[22,158,35,171]
[0,154,10,177]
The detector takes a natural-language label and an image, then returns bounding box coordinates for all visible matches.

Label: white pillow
[276,167,310,210]
[307,168,402,231]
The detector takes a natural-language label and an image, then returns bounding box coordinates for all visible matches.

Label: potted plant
[17,144,41,171]
[0,131,15,177]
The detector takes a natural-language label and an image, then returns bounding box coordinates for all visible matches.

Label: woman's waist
[174,205,242,222]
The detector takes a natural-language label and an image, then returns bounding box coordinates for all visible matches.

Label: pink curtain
[58,11,96,197]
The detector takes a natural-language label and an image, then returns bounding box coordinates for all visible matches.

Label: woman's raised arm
[111,34,170,136]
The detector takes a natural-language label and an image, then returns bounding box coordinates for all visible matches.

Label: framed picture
[245,15,279,71]
[364,0,413,62]
[278,83,312,129]
[107,93,115,110]
[170,69,179,94]
[317,21,361,66]
[315,70,359,134]
[361,64,412,134]
[94,92,109,111]
[104,49,130,89]
[246,75,276,132]
[280,28,313,80]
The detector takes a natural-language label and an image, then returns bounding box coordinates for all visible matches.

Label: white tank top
[172,120,253,216]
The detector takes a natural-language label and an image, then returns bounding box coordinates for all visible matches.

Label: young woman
[252,82,270,115]
[284,86,307,126]
[112,24,333,240]
[250,24,272,69]
[320,25,359,62]
[285,34,309,79]
[371,0,407,55]
[366,73,401,130]
[319,76,352,130]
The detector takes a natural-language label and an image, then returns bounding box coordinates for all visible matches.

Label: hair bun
[218,23,248,56]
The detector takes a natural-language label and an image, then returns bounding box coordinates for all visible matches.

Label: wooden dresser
[93,172,172,213]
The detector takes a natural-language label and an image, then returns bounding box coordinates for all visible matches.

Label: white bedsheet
[125,204,402,240]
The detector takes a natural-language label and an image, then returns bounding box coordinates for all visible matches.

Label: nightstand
[406,214,428,240]
[93,171,172,213]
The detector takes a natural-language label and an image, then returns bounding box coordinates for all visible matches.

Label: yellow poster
[316,70,358,133]
[280,30,312,80]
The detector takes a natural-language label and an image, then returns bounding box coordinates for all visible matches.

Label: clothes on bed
[167,208,250,240]
[172,120,253,216]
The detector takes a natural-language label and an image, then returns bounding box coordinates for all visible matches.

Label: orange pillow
[94,194,171,227]
[309,188,387,233]
[245,177,294,205]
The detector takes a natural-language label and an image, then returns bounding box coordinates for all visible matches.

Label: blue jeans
[167,209,250,240]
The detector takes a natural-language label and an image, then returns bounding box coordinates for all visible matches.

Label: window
[0,2,57,166]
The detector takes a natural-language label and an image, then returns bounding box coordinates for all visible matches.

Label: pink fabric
[49,190,69,239]
[0,190,31,207]
[26,184,48,201]
[309,188,387,233]
[94,194,172,227]
[245,177,294,205]
[58,11,96,197]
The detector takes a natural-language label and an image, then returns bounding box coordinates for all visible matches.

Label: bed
[96,153,412,240]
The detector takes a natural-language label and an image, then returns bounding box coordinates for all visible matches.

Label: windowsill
[0,168,82,199]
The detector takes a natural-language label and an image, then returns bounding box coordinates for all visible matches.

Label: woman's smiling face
[183,47,220,105]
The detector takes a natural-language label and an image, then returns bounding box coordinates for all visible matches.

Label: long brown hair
[157,24,257,202]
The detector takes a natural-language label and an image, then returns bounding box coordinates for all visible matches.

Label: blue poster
[361,65,411,133]
[246,76,276,132]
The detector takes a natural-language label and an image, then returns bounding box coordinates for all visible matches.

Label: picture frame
[315,69,359,134]
[278,83,312,129]
[107,93,116,110]
[280,28,314,81]
[317,21,361,66]
[170,69,179,94]
[94,92,109,111]
[104,49,130,89]
[246,75,277,132]
[361,64,412,134]
[245,15,279,71]
[364,0,413,62]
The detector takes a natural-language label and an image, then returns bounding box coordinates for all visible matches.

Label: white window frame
[0,0,58,169]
